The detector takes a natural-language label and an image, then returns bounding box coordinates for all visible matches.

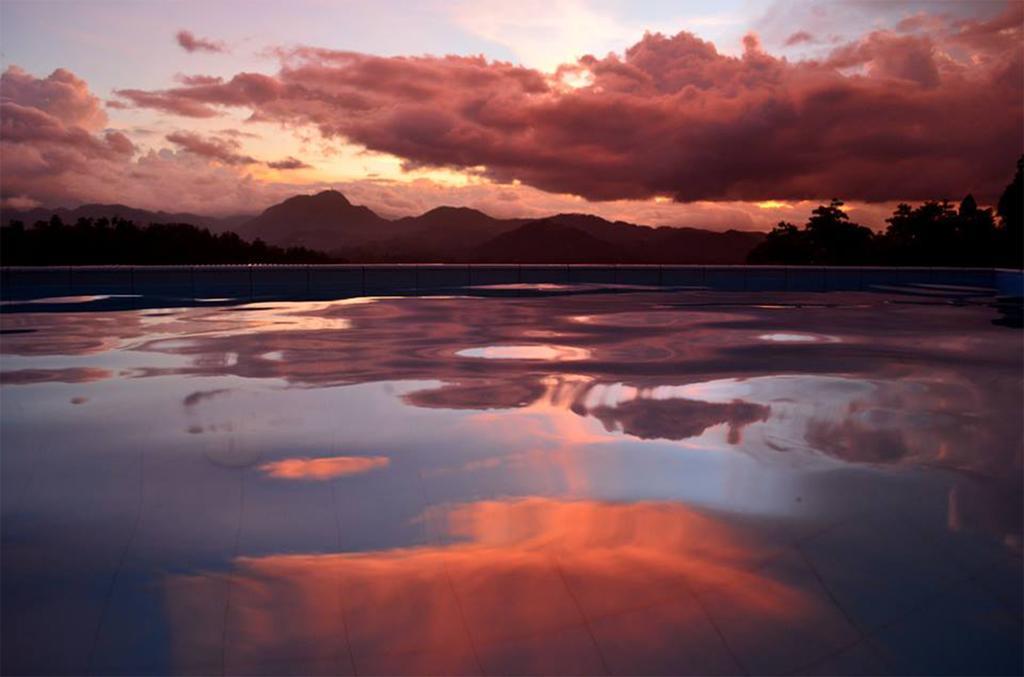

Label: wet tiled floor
[1,286,1021,675]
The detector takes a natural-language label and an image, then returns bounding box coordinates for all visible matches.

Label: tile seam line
[681,577,749,677]
[413,468,486,676]
[793,542,867,635]
[785,572,985,677]
[85,445,146,675]
[220,472,246,677]
[550,555,612,676]
[330,480,360,677]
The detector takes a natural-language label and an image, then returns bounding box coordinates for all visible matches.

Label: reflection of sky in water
[1,289,1021,675]
[456,344,591,360]
[758,332,837,343]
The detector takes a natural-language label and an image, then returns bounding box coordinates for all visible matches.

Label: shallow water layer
[1,288,1022,676]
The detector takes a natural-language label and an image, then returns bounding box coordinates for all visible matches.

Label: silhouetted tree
[997,156,1022,268]
[748,158,1022,268]
[880,196,999,266]
[882,201,956,265]
[803,199,875,264]
[955,194,998,265]
[748,199,874,265]
[747,221,810,264]
[0,217,335,265]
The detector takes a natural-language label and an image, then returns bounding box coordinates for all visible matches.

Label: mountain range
[3,190,764,263]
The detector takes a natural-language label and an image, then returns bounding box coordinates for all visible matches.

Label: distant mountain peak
[422,205,485,216]
[315,189,350,201]
[285,189,351,206]
[239,188,388,250]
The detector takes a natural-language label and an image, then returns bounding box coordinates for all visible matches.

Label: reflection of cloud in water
[0,366,113,385]
[2,290,1020,673]
[0,301,354,359]
[3,292,1019,481]
[456,344,591,361]
[165,499,811,674]
[182,388,233,407]
[404,380,546,410]
[584,397,771,443]
[3,292,1020,544]
[758,333,837,343]
[169,302,354,338]
[259,455,390,480]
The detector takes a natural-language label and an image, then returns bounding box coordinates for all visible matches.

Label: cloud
[115,6,1022,203]
[217,127,261,139]
[1,65,108,130]
[784,30,814,46]
[112,88,221,118]
[266,156,312,170]
[165,131,258,165]
[895,13,946,35]
[175,30,226,54]
[176,74,224,86]
[3,64,844,226]
[0,195,41,210]
[0,66,307,215]
[2,100,131,158]
[826,31,940,87]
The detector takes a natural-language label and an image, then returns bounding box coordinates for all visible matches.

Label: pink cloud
[1,66,108,130]
[114,6,1022,203]
[165,131,257,165]
[175,30,226,54]
[217,128,261,139]
[112,88,220,118]
[0,63,949,229]
[176,74,224,86]
[826,31,940,87]
[895,13,946,34]
[1,100,133,160]
[784,31,814,46]
[1,195,42,210]
[267,156,312,170]
[0,66,307,215]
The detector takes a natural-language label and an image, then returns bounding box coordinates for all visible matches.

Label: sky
[1,0,1021,230]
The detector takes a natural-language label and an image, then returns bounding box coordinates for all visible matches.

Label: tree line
[748,157,1023,267]
[0,216,333,265]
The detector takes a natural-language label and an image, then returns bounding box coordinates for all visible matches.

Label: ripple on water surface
[0,289,1021,676]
